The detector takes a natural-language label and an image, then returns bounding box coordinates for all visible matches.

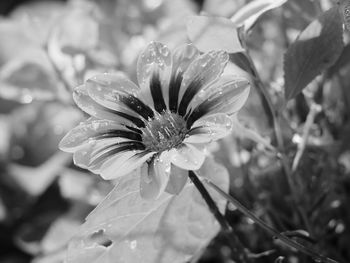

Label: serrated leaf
[284,7,344,101]
[230,0,287,31]
[186,16,244,53]
[66,157,229,263]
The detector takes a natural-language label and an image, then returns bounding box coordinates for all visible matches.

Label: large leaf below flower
[284,7,343,101]
[66,157,229,263]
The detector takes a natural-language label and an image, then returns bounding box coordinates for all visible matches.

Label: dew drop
[91,122,100,131]
[130,240,137,250]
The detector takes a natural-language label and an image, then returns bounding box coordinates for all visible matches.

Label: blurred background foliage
[0,0,349,262]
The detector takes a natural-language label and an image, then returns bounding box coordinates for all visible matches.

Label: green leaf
[186,16,244,53]
[284,7,344,101]
[66,157,229,263]
[231,0,287,31]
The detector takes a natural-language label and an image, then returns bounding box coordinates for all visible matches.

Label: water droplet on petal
[130,240,137,250]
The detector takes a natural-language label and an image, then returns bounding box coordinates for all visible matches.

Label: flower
[59,42,250,199]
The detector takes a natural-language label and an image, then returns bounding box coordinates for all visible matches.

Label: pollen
[141,111,188,152]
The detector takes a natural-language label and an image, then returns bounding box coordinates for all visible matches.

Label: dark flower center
[141,111,188,152]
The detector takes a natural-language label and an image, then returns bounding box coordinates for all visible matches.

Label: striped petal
[87,74,154,121]
[73,84,145,128]
[184,113,233,143]
[169,44,200,112]
[186,77,250,128]
[177,51,229,116]
[59,118,142,152]
[100,151,155,180]
[73,139,145,173]
[137,42,172,113]
[140,151,171,200]
[169,143,205,170]
[165,165,188,195]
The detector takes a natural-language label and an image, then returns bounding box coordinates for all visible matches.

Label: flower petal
[73,84,145,128]
[170,143,205,170]
[59,118,142,152]
[186,77,250,128]
[86,73,154,121]
[177,51,229,116]
[73,139,145,173]
[137,42,172,112]
[100,151,155,180]
[140,152,171,200]
[184,113,233,143]
[165,164,188,195]
[169,44,200,112]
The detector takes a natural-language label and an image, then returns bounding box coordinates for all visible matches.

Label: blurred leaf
[284,7,343,101]
[9,152,71,196]
[66,157,228,263]
[14,181,70,254]
[10,102,82,166]
[231,0,287,31]
[41,217,81,254]
[203,0,245,17]
[0,53,57,103]
[0,20,38,65]
[186,16,244,53]
[232,116,276,153]
[10,0,66,45]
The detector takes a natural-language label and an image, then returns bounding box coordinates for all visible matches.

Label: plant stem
[245,52,312,233]
[204,179,339,263]
[43,43,73,104]
[188,171,249,263]
[292,103,321,172]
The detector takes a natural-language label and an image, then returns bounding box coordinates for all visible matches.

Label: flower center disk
[141,111,188,152]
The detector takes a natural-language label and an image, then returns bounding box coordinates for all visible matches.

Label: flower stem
[204,179,339,263]
[188,171,250,263]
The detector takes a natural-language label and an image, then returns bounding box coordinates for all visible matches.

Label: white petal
[177,51,229,115]
[184,113,233,143]
[59,118,138,152]
[73,145,93,170]
[137,42,172,111]
[72,138,135,173]
[168,44,200,111]
[140,152,171,200]
[73,84,139,127]
[193,76,250,115]
[170,143,205,170]
[172,44,200,76]
[100,151,155,180]
[86,73,142,118]
[165,165,188,195]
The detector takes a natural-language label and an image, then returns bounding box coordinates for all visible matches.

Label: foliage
[0,0,350,263]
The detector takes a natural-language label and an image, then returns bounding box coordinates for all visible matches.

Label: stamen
[141,110,188,152]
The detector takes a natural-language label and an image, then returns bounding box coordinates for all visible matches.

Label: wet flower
[59,42,250,199]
